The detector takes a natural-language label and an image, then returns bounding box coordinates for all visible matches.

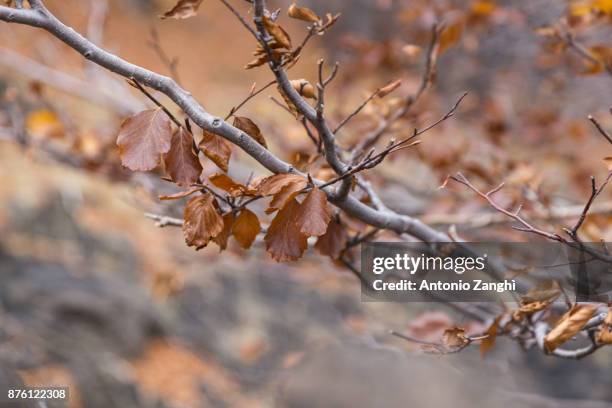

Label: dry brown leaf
[480,315,502,357]
[264,199,308,262]
[183,193,224,249]
[290,79,317,99]
[377,79,402,98]
[233,116,268,148]
[590,45,612,68]
[266,181,307,214]
[544,304,598,352]
[442,327,470,349]
[213,212,235,251]
[294,187,332,236]
[288,3,320,23]
[159,186,201,201]
[518,301,551,315]
[117,108,172,171]
[263,15,292,49]
[597,326,612,344]
[25,109,64,139]
[603,157,612,171]
[245,55,268,70]
[199,130,231,172]
[160,0,204,19]
[315,216,347,259]
[257,173,307,196]
[595,308,612,344]
[439,20,464,54]
[232,209,261,249]
[209,173,249,197]
[516,280,561,318]
[164,127,203,186]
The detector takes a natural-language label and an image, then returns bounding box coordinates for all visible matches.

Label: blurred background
[0,0,611,406]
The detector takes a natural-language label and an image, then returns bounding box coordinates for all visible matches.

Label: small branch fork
[560,31,612,77]
[450,172,612,263]
[320,92,467,191]
[349,23,442,163]
[390,330,487,355]
[566,173,612,239]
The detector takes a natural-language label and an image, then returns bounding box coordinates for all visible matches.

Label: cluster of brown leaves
[180,171,337,261]
[479,281,563,355]
[116,108,209,189]
[246,4,340,70]
[477,280,608,356]
[257,174,332,261]
[114,104,339,261]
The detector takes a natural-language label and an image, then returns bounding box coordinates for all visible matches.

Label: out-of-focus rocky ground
[0,0,612,407]
[1,142,611,408]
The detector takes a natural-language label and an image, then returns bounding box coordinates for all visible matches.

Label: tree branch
[0,1,453,245]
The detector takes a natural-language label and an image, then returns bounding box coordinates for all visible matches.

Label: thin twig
[148,27,182,86]
[333,89,379,134]
[144,212,183,227]
[225,79,276,120]
[128,79,184,128]
[588,114,612,145]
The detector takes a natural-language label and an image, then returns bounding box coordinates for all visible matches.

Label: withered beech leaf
[294,188,332,236]
[544,304,598,352]
[290,79,316,99]
[164,127,203,186]
[315,216,348,259]
[265,179,308,214]
[159,186,201,201]
[160,0,204,19]
[199,130,231,172]
[245,55,268,70]
[439,20,464,54]
[596,308,612,344]
[232,209,261,249]
[183,193,224,249]
[288,3,320,23]
[209,173,248,197]
[442,327,470,349]
[233,116,268,148]
[116,108,172,171]
[213,212,235,251]
[516,281,559,319]
[263,16,292,49]
[264,199,308,262]
[257,173,307,196]
[480,315,503,357]
[377,79,402,98]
